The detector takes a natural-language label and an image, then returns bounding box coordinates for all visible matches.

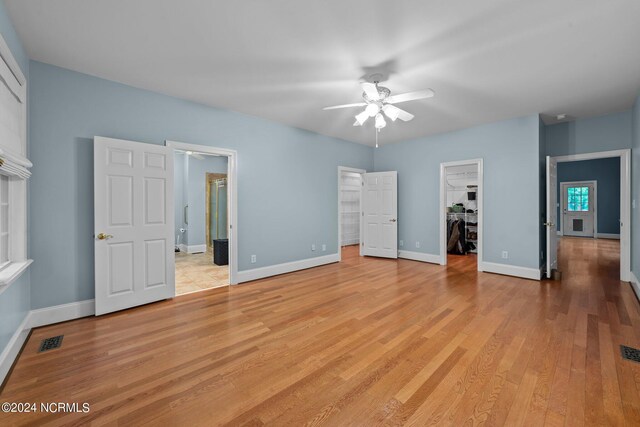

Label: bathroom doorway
[171,144,232,295]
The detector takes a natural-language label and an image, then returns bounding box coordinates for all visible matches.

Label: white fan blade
[361,82,381,101]
[323,102,367,110]
[396,107,414,122]
[382,104,414,122]
[386,89,435,104]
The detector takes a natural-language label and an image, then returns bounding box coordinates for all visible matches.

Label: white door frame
[439,158,484,269]
[559,180,597,237]
[337,166,366,261]
[552,149,630,281]
[166,140,238,285]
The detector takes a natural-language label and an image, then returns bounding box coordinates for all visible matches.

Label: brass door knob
[96,233,113,240]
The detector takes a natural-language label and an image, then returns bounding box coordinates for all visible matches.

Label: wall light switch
[311,244,316,251]
[322,244,326,251]
[399,240,404,247]
[633,199,636,209]
[251,255,257,263]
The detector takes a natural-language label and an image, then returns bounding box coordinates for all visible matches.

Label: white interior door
[362,171,397,259]
[546,156,558,278]
[561,182,595,237]
[94,136,175,315]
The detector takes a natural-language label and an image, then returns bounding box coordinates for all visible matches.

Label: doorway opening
[338,166,365,261]
[167,141,238,295]
[546,149,630,281]
[439,159,483,271]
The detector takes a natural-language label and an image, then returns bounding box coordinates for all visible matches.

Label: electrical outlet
[502,251,509,259]
[399,240,404,247]
[251,255,257,263]
[322,244,326,252]
[415,241,420,249]
[311,244,316,251]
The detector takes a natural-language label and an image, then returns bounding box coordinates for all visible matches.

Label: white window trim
[0,32,32,296]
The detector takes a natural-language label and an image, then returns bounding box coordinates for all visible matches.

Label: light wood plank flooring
[1,237,638,426]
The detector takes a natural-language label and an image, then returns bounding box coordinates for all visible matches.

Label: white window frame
[0,32,32,293]
[0,174,11,271]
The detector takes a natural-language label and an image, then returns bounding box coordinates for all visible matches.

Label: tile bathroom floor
[175,249,229,295]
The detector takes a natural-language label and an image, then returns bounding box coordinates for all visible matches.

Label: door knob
[390,219,397,222]
[543,222,555,227]
[96,233,113,240]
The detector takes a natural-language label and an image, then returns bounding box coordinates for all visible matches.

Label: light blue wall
[556,158,620,234]
[633,93,640,280]
[374,115,541,269]
[187,155,228,247]
[0,1,30,355]
[0,272,30,352]
[28,61,373,309]
[545,111,632,157]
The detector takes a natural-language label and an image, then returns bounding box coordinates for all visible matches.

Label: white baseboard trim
[0,313,30,386]
[631,271,640,302]
[481,262,541,281]
[27,299,95,329]
[398,250,441,265]
[187,244,206,254]
[1,299,95,385]
[237,253,340,283]
[597,233,620,239]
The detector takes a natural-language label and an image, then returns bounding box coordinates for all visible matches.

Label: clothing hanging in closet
[447,218,466,254]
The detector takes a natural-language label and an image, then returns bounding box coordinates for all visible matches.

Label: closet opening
[439,159,483,271]
[338,166,365,261]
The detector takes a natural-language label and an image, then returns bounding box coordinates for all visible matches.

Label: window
[0,31,31,288]
[567,186,589,212]
[0,175,8,268]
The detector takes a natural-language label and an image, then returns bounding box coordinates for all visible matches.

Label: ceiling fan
[323,81,435,129]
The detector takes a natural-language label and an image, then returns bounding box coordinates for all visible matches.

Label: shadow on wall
[76,137,94,298]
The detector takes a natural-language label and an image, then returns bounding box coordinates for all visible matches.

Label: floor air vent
[620,345,640,363]
[38,335,64,353]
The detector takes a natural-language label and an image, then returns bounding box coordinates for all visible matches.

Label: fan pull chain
[375,128,379,148]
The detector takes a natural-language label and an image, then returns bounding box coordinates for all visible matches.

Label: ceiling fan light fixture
[365,103,380,117]
[354,110,369,126]
[375,113,386,129]
[382,105,399,121]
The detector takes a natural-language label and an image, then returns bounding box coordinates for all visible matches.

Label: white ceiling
[5,0,640,146]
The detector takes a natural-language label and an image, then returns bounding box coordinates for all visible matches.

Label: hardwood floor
[1,237,638,426]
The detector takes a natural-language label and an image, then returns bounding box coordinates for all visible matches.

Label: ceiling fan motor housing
[363,85,391,103]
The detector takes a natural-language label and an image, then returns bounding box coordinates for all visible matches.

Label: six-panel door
[362,171,398,259]
[94,136,175,315]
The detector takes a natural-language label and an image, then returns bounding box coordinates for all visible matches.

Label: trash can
[213,239,229,266]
